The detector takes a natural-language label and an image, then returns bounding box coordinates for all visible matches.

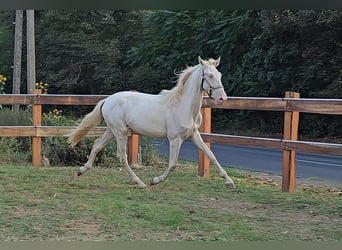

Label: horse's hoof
[77,169,83,176]
[137,183,147,189]
[225,182,236,189]
[150,177,160,185]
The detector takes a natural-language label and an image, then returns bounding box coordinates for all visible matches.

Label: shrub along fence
[0,89,341,192]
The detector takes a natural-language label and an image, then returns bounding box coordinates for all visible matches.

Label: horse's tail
[67,99,106,147]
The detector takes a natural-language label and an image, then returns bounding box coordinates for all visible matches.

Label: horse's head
[198,56,227,105]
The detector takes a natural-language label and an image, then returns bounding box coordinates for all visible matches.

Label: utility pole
[26,10,36,94]
[12,10,23,111]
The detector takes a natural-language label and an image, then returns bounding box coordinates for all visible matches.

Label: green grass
[0,164,341,241]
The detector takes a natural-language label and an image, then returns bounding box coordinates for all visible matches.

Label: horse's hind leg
[116,136,146,188]
[77,128,114,176]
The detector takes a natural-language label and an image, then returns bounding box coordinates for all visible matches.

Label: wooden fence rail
[0,90,341,192]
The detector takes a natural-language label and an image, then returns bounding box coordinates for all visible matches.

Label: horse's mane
[159,64,199,103]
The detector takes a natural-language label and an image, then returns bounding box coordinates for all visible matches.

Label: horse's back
[102,91,168,137]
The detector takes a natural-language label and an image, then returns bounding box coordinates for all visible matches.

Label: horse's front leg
[151,137,182,185]
[190,131,235,188]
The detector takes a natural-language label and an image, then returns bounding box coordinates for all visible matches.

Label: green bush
[40,110,118,166]
[0,107,32,126]
[41,113,162,167]
[0,108,32,164]
[42,134,162,167]
[0,107,162,167]
[139,136,164,166]
[0,137,30,164]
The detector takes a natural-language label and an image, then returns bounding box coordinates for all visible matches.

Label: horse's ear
[198,56,204,65]
[215,57,221,67]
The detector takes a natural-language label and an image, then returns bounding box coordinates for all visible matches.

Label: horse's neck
[177,70,203,120]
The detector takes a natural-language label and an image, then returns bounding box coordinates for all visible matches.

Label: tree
[126,10,342,136]
[242,10,342,98]
[36,10,143,95]
[126,10,260,93]
[0,11,14,94]
[1,10,340,137]
[239,10,342,137]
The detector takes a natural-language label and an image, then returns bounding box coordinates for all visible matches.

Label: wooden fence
[0,89,341,192]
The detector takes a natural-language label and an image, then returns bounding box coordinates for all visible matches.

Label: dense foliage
[0,10,341,138]
[36,10,143,95]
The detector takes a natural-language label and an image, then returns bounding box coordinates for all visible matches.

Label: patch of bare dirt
[59,218,108,240]
[245,171,342,193]
[9,206,65,217]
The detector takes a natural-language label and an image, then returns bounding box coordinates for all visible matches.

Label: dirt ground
[0,165,341,241]
[245,170,342,194]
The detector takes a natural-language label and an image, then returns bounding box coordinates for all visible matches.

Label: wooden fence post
[32,89,42,167]
[198,95,211,178]
[127,89,140,167]
[128,133,139,166]
[282,91,300,192]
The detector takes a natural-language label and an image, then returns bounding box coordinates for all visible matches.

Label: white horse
[68,56,235,189]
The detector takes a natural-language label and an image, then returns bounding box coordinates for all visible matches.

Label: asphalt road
[153,139,342,183]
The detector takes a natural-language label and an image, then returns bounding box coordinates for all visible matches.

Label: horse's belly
[125,107,167,138]
[132,126,167,138]
[127,120,166,138]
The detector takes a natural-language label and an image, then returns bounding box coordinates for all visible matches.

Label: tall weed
[0,137,29,164]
